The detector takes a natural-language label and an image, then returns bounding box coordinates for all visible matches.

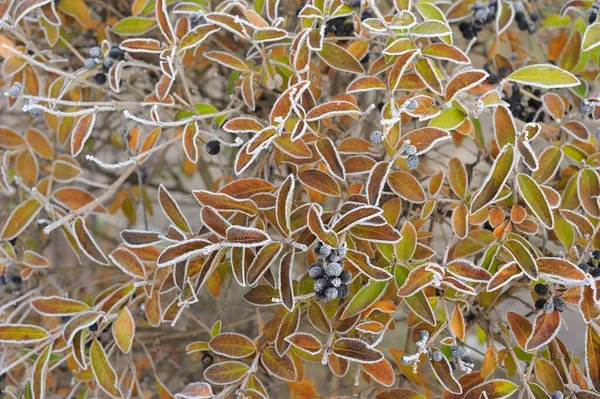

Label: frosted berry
[337,247,347,258]
[450,345,465,357]
[8,82,23,98]
[370,130,384,144]
[89,47,101,58]
[578,263,589,273]
[29,107,42,117]
[418,330,429,341]
[553,298,565,312]
[579,99,594,116]
[404,98,418,111]
[534,284,548,296]
[325,262,343,277]
[405,144,417,155]
[103,58,114,69]
[591,268,600,278]
[593,249,600,259]
[84,58,97,69]
[338,284,349,298]
[430,351,443,362]
[206,140,220,155]
[400,355,412,365]
[406,154,419,170]
[314,278,328,293]
[108,45,122,60]
[308,263,324,279]
[339,270,352,284]
[543,300,555,313]
[550,392,564,399]
[317,244,332,258]
[324,287,339,301]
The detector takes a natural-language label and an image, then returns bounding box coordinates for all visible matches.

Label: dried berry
[534,298,546,310]
[550,392,564,399]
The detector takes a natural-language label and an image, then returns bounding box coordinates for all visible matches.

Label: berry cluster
[449,345,473,373]
[86,45,123,85]
[310,242,351,301]
[458,1,497,40]
[577,250,600,278]
[401,330,431,372]
[514,2,539,34]
[501,84,544,123]
[324,17,354,37]
[483,62,509,85]
[533,284,565,313]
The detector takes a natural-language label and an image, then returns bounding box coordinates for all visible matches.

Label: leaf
[422,43,469,64]
[587,325,600,390]
[430,355,462,394]
[159,184,191,233]
[493,106,517,149]
[397,264,440,297]
[578,169,600,217]
[401,127,450,155]
[0,324,50,344]
[193,190,258,215]
[388,171,426,203]
[364,358,396,387]
[31,343,52,399]
[112,308,135,354]
[246,242,283,285]
[404,291,436,325]
[367,161,391,205]
[57,0,91,27]
[331,338,384,363]
[278,248,295,312]
[506,310,533,350]
[526,311,561,350]
[109,247,146,280]
[583,22,600,51]
[504,239,538,280]
[516,173,554,229]
[463,379,519,399]
[297,169,341,197]
[261,347,297,381]
[225,226,270,247]
[209,333,256,359]
[317,42,364,74]
[536,257,586,283]
[445,69,488,101]
[31,296,89,316]
[286,333,323,355]
[155,0,174,43]
[204,51,250,72]
[342,279,389,319]
[70,113,96,156]
[316,137,346,181]
[0,198,42,240]
[73,217,110,266]
[470,144,514,214]
[305,101,361,121]
[376,389,426,399]
[345,249,392,281]
[347,76,387,93]
[156,239,214,267]
[204,360,249,385]
[276,175,294,236]
[175,382,213,399]
[449,158,468,199]
[506,64,579,88]
[333,206,382,233]
[90,340,123,398]
[63,311,104,344]
[446,259,491,282]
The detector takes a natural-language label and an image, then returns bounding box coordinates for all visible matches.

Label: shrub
[1,0,600,398]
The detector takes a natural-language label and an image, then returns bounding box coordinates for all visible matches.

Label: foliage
[1,0,600,398]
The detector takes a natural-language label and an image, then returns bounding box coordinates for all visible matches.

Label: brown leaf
[112,307,135,354]
[388,171,426,203]
[446,259,491,282]
[225,226,271,247]
[278,248,295,311]
[159,184,191,233]
[297,169,341,197]
[70,113,96,156]
[204,360,249,385]
[526,311,561,350]
[73,217,109,265]
[157,239,214,267]
[364,358,396,387]
[331,338,384,363]
[90,340,123,398]
[209,333,256,359]
[445,69,488,101]
[109,247,147,279]
[193,190,258,215]
[507,311,533,350]
[31,296,89,316]
[587,325,600,390]
[261,347,297,381]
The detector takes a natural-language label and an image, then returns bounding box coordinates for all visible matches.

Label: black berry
[108,45,122,60]
[553,298,565,312]
[534,284,548,296]
[578,263,589,273]
[534,298,546,310]
[89,323,99,332]
[206,140,220,155]
[93,73,107,85]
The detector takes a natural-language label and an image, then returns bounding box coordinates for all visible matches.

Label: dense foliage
[1,0,600,397]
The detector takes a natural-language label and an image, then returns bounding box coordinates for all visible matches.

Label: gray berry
[404,98,418,111]
[430,351,443,362]
[324,287,339,301]
[461,356,474,366]
[330,277,342,288]
[308,263,324,279]
[450,345,465,357]
[550,392,563,399]
[579,99,594,116]
[89,47,101,58]
[406,154,419,170]
[84,58,97,69]
[400,355,412,365]
[543,300,555,313]
[418,330,430,341]
[405,144,417,155]
[370,130,384,144]
[29,107,42,117]
[553,298,565,312]
[8,82,23,98]
[338,284,349,298]
[314,278,328,293]
[103,58,114,68]
[325,262,343,277]
[339,270,352,284]
[317,244,332,258]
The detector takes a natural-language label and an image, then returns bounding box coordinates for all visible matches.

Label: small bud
[400,355,412,365]
[406,154,419,170]
[325,263,343,277]
[450,345,465,357]
[89,47,101,58]
[8,82,23,98]
[430,351,443,362]
[370,130,384,144]
[405,145,417,155]
[579,99,594,116]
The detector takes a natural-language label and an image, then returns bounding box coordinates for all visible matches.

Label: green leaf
[470,144,514,214]
[317,42,364,74]
[112,17,156,36]
[516,173,554,229]
[428,108,466,130]
[583,22,600,51]
[341,279,389,319]
[506,64,579,88]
